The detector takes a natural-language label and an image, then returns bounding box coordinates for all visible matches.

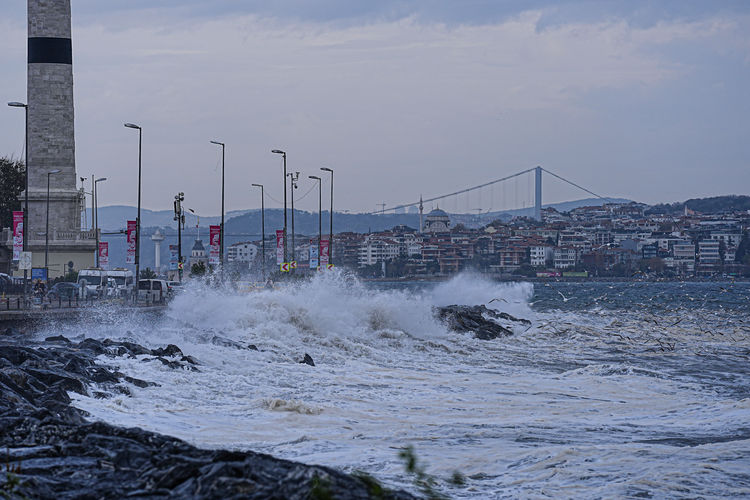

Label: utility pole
[174,192,185,281]
[251,184,265,280]
[288,172,299,266]
[271,150,287,263]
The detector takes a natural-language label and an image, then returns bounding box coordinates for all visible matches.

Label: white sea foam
[56,275,750,497]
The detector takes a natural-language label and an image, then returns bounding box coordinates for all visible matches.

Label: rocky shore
[0,330,414,499]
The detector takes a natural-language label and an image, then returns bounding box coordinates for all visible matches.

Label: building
[422,209,450,233]
[189,239,208,273]
[672,242,696,274]
[554,247,577,270]
[529,245,553,267]
[227,242,258,266]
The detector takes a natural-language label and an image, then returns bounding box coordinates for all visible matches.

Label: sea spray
[48,278,750,498]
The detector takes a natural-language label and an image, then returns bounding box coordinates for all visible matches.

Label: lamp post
[8,101,28,304]
[45,169,61,282]
[251,183,265,280]
[94,177,107,267]
[271,150,287,263]
[174,192,184,281]
[321,167,334,265]
[210,141,225,276]
[308,175,322,266]
[287,172,299,265]
[124,123,142,288]
[188,208,200,240]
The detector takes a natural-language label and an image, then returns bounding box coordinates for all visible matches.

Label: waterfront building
[423,209,451,233]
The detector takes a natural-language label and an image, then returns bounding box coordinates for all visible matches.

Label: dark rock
[0,336,414,500]
[181,355,200,365]
[45,335,71,343]
[301,353,315,366]
[247,344,259,351]
[435,304,530,340]
[151,344,183,357]
[211,335,244,349]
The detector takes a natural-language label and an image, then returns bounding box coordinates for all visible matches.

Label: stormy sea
[27,274,750,497]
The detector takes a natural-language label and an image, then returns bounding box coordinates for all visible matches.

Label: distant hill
[645,195,750,215]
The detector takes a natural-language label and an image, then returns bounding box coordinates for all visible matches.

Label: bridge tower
[534,166,542,222]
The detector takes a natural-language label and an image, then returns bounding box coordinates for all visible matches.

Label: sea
[38,273,750,498]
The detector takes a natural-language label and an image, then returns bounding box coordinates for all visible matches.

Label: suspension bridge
[371,166,612,222]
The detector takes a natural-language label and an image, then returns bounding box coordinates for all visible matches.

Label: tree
[140,267,157,279]
[0,157,25,229]
[735,231,749,263]
[191,262,206,276]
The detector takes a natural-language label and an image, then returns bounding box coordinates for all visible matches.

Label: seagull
[557,291,571,302]
[489,298,507,304]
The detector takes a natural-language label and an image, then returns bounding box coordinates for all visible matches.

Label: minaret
[419,195,424,233]
[23,0,95,277]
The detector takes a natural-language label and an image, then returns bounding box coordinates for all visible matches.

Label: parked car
[138,279,168,304]
[47,282,80,301]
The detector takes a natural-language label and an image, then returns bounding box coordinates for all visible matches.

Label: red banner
[209,225,221,265]
[98,242,109,269]
[126,220,136,264]
[319,239,329,267]
[12,211,23,260]
[276,230,285,265]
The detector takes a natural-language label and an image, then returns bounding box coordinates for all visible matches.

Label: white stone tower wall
[27,0,81,235]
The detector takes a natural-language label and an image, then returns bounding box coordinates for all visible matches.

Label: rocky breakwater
[0,330,414,499]
[435,305,531,340]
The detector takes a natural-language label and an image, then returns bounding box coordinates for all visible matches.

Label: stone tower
[24,0,95,276]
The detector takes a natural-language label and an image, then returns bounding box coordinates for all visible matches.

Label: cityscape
[1,1,749,499]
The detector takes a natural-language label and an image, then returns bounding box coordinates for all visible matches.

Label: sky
[1,0,748,216]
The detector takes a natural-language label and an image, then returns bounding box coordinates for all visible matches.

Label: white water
[40,272,750,498]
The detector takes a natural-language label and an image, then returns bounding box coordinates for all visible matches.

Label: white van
[108,268,135,297]
[78,268,108,298]
[138,279,168,304]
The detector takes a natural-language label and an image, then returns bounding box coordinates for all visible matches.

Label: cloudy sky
[1,0,748,215]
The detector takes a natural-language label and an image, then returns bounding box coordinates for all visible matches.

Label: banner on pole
[169,244,178,271]
[12,211,23,261]
[98,242,109,269]
[309,239,319,269]
[209,225,221,265]
[319,239,329,267]
[276,230,285,265]
[126,220,136,264]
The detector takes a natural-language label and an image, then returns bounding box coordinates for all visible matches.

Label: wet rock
[0,335,414,499]
[247,344,259,351]
[44,335,71,343]
[151,344,183,357]
[301,353,315,366]
[435,304,529,340]
[211,335,244,350]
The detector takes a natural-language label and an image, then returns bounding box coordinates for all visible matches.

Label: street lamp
[174,192,185,281]
[308,175,322,267]
[271,149,287,263]
[321,167,334,265]
[8,101,28,304]
[287,172,299,266]
[251,183,265,280]
[210,140,225,274]
[188,208,200,240]
[45,169,61,282]
[124,123,142,288]
[94,177,107,267]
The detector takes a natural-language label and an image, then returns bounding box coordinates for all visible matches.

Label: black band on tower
[28,37,72,64]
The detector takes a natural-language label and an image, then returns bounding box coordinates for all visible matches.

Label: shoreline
[0,331,415,499]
